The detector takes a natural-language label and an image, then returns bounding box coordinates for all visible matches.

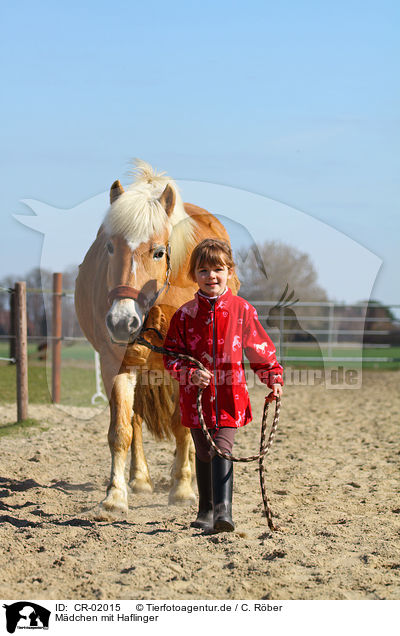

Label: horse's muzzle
[106,298,145,345]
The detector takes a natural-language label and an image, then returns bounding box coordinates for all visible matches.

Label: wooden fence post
[52,273,62,404]
[15,282,28,422]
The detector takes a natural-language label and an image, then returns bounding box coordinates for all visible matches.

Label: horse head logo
[3,602,50,633]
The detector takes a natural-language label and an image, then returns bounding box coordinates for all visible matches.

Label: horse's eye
[107,241,114,254]
[153,248,165,260]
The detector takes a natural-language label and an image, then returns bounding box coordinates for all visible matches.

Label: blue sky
[2,0,399,305]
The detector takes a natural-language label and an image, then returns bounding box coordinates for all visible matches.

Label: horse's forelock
[104,191,168,244]
[103,172,197,272]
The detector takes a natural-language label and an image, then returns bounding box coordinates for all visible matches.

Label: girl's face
[194,259,232,296]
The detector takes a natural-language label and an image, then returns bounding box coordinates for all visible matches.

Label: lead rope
[136,329,281,531]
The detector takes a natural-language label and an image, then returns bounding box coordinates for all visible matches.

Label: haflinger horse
[75,160,240,519]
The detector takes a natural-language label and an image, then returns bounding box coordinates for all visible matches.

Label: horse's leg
[97,370,135,517]
[169,403,196,505]
[128,411,154,493]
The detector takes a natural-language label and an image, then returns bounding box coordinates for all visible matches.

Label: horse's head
[104,179,175,345]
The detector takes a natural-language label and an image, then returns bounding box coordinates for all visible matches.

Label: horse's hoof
[128,477,154,494]
[96,488,128,518]
[168,485,196,506]
[91,505,121,522]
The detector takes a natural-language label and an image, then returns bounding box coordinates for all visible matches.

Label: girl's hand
[191,368,213,388]
[266,384,283,402]
[272,383,283,398]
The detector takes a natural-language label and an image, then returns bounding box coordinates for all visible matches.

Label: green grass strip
[0,418,47,438]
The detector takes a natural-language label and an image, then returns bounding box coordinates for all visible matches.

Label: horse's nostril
[130,316,139,331]
[106,314,113,330]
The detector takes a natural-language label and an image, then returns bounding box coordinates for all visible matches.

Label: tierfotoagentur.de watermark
[127,364,361,389]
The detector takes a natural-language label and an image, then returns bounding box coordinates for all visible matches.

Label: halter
[107,243,172,310]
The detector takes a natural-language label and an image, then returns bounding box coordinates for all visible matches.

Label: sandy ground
[0,370,399,601]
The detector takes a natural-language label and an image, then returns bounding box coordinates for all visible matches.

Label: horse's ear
[158,184,176,217]
[110,179,124,204]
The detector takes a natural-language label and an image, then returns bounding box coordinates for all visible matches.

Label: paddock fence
[252,300,400,365]
[1,276,399,418]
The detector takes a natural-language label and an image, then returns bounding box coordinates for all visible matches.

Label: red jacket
[163,288,283,430]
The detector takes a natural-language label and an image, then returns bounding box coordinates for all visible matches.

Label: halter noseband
[107,285,148,307]
[107,243,171,309]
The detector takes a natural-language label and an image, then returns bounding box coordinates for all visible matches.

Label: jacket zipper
[212,303,219,430]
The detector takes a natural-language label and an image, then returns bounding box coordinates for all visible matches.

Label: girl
[163,238,283,533]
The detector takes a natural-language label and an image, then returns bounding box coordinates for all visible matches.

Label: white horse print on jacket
[232,335,241,351]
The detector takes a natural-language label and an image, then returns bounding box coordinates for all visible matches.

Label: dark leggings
[191,427,237,463]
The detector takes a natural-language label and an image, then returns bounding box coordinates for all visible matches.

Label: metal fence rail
[253,300,400,363]
[1,285,399,365]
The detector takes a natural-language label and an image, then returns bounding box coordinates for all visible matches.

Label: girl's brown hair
[188,238,235,281]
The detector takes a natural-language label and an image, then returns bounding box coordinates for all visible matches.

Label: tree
[24,267,51,337]
[235,241,328,348]
[236,240,327,303]
[60,265,83,338]
[361,300,400,346]
[0,265,83,341]
[0,275,15,336]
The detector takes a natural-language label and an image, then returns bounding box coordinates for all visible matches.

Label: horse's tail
[133,370,176,440]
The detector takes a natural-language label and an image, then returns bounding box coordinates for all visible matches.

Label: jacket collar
[196,287,233,311]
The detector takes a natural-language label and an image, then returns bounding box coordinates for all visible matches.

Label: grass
[0,418,47,438]
[0,342,398,412]
[0,341,95,363]
[0,363,98,406]
[281,345,400,370]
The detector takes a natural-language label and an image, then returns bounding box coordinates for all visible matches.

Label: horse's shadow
[49,479,97,493]
[0,476,97,494]
[0,477,42,493]
[0,476,101,528]
[0,514,42,528]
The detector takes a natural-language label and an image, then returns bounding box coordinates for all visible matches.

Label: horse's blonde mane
[103,160,197,272]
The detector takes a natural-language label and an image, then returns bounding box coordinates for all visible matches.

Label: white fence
[1,287,399,365]
[253,301,400,364]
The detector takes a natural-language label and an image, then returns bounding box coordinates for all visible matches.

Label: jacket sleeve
[163,310,197,384]
[243,305,284,388]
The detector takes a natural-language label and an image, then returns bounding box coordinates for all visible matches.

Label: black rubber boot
[212,455,234,532]
[190,457,213,531]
